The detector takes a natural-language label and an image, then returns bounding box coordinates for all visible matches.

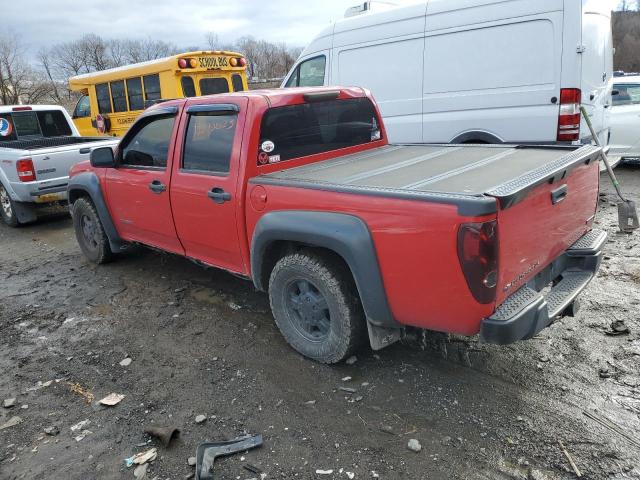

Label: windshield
[258,97,381,164]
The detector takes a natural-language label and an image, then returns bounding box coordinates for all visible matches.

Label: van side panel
[331,3,428,143]
[336,38,425,143]
[579,1,613,144]
[422,0,564,143]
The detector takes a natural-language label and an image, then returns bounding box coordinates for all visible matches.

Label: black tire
[268,251,366,364]
[72,197,112,264]
[0,183,19,227]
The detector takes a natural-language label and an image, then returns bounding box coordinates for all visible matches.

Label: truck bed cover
[253,144,602,216]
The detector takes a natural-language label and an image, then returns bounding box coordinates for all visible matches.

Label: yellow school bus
[68,51,249,137]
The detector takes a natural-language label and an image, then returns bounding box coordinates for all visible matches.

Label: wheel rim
[0,186,12,219]
[286,279,331,342]
[80,214,99,250]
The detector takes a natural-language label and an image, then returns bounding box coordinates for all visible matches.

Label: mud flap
[367,320,402,351]
[12,202,37,224]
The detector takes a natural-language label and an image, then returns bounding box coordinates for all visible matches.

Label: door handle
[149,180,166,194]
[208,187,231,204]
[551,184,568,205]
[79,148,91,154]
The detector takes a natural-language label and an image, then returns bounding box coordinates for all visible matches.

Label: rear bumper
[480,229,606,344]
[10,178,69,203]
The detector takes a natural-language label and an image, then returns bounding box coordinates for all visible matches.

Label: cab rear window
[258,97,381,164]
[0,110,71,141]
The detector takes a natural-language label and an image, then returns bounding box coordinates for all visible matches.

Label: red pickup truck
[68,87,606,364]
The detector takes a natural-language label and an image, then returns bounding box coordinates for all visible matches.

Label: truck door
[169,98,248,274]
[105,108,183,254]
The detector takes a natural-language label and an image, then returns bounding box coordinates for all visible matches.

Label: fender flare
[251,211,399,329]
[450,131,503,144]
[67,172,125,253]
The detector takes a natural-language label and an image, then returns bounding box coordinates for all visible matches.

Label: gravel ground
[1,166,639,480]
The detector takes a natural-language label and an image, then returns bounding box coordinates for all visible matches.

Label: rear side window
[182,112,237,174]
[126,77,144,111]
[181,76,196,97]
[231,74,245,92]
[96,83,112,114]
[110,80,127,112]
[613,84,640,106]
[200,78,229,95]
[36,111,72,137]
[12,112,41,136]
[259,97,381,163]
[0,115,17,142]
[143,74,161,101]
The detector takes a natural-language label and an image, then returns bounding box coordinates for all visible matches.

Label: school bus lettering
[116,117,136,125]
[198,56,229,69]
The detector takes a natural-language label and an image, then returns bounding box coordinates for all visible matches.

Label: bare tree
[0,34,53,105]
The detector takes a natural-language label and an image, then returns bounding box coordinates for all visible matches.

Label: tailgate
[492,147,601,305]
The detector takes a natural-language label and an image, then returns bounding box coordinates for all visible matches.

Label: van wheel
[268,251,365,364]
[72,197,112,264]
[0,183,19,227]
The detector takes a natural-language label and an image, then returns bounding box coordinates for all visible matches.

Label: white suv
[610,76,640,164]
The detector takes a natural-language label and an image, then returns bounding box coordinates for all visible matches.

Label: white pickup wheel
[0,183,19,227]
[268,251,365,364]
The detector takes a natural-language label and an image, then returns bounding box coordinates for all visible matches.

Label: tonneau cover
[254,144,602,215]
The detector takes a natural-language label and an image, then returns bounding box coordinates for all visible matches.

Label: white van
[282,0,614,147]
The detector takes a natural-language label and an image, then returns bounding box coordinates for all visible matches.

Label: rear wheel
[0,183,19,227]
[72,197,112,264]
[268,251,365,364]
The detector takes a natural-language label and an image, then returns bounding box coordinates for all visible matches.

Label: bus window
[111,80,128,112]
[143,74,161,101]
[73,95,91,118]
[96,83,112,114]
[126,77,144,111]
[232,74,245,92]
[181,76,196,97]
[200,78,229,95]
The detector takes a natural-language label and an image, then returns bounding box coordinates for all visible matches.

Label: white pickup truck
[0,105,119,226]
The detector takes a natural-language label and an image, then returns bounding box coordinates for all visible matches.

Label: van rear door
[580,1,613,145]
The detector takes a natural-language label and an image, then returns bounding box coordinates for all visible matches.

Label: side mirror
[90,147,115,168]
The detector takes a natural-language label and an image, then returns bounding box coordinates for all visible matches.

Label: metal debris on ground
[68,382,95,404]
[144,425,181,447]
[195,434,262,480]
[99,393,125,406]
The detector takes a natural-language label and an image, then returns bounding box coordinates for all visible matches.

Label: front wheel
[72,197,112,264]
[0,183,19,227]
[268,251,366,364]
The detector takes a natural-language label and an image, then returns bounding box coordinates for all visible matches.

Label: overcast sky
[5,0,623,54]
[4,0,422,53]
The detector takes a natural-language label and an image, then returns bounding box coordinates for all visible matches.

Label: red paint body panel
[245,184,497,335]
[495,161,600,305]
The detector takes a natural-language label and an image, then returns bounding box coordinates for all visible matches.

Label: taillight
[557,88,582,142]
[457,220,499,304]
[17,158,36,182]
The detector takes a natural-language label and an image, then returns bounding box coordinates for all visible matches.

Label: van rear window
[258,97,381,163]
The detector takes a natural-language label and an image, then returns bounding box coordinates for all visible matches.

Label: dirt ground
[1,166,639,480]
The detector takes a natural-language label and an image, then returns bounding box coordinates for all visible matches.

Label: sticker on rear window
[268,154,281,164]
[261,140,275,153]
[0,118,13,137]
